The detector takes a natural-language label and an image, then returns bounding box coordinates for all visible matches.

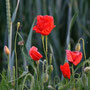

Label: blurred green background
[0,0,90,75]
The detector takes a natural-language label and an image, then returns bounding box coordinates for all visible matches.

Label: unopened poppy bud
[42,73,48,83]
[84,67,90,73]
[75,43,81,51]
[47,65,53,75]
[17,22,20,30]
[4,45,10,55]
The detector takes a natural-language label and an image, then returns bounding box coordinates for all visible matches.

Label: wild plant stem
[41,35,48,72]
[65,78,68,85]
[71,65,75,88]
[6,0,12,76]
[42,61,44,90]
[41,35,45,54]
[45,36,48,61]
[15,31,18,90]
[8,55,10,80]
[8,55,9,72]
[45,36,48,74]
[37,62,39,81]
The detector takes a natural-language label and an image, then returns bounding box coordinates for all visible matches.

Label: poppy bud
[84,67,90,73]
[17,22,20,30]
[47,65,53,75]
[75,43,81,51]
[4,45,10,55]
[42,73,48,83]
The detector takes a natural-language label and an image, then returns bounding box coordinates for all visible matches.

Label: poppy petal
[66,50,73,62]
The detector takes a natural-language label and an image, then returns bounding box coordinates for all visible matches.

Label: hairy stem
[14,31,18,90]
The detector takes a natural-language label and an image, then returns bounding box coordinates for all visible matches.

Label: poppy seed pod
[4,45,10,55]
[47,65,53,75]
[75,43,81,51]
[84,67,90,73]
[42,73,49,83]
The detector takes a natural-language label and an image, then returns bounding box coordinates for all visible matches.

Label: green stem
[45,36,48,74]
[45,36,48,61]
[41,35,45,54]
[15,31,18,90]
[6,0,12,79]
[7,55,10,80]
[41,35,48,73]
[65,78,68,85]
[78,38,86,60]
[71,65,75,88]
[37,62,39,81]
[17,32,23,40]
[8,55,9,72]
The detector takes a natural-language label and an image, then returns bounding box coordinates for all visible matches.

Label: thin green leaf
[26,18,36,52]
[11,0,20,23]
[70,13,78,31]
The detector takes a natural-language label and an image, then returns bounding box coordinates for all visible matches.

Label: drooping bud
[42,73,48,83]
[17,22,20,30]
[84,67,90,73]
[75,43,81,51]
[4,45,10,55]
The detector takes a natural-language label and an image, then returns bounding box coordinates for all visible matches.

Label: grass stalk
[6,0,12,75]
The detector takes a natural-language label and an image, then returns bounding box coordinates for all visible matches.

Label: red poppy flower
[60,62,71,79]
[29,46,43,61]
[33,15,55,35]
[66,50,83,66]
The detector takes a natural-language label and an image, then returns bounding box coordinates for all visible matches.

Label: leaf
[69,13,78,31]
[11,0,20,23]
[21,46,34,69]
[74,62,83,73]
[26,18,36,53]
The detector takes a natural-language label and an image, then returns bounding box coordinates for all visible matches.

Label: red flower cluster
[60,62,71,79]
[60,50,83,79]
[66,50,83,66]
[33,15,55,35]
[29,46,43,61]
